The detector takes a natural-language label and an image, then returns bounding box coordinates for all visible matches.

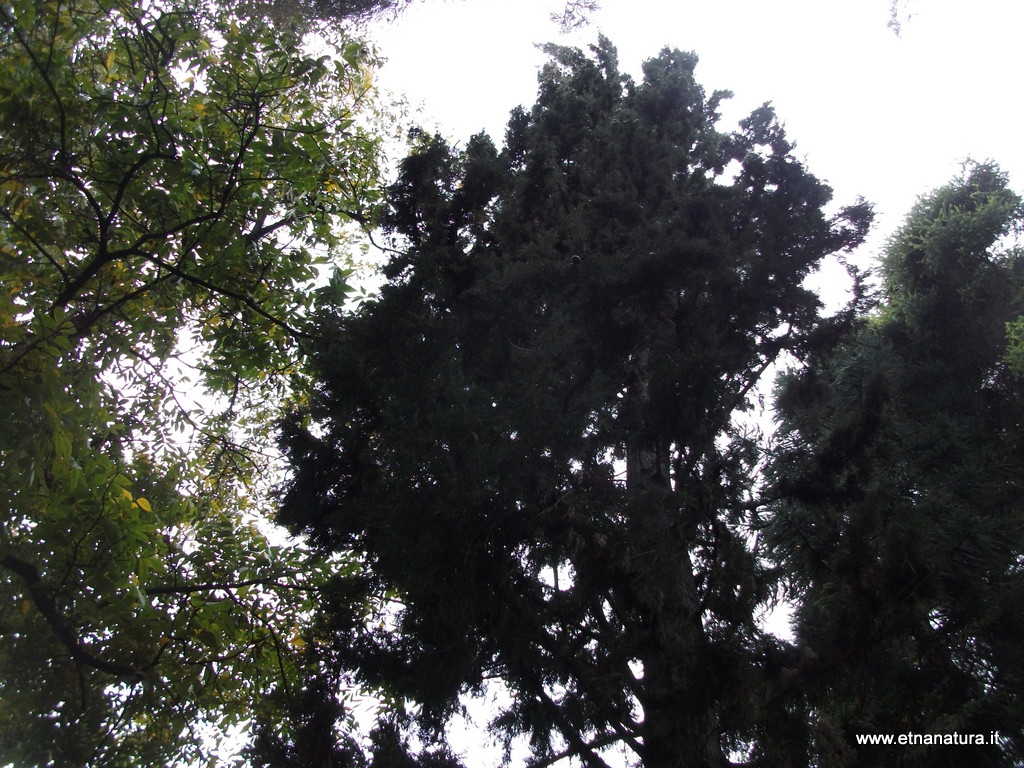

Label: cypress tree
[275,38,871,767]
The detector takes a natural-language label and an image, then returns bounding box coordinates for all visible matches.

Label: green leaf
[0,0,388,763]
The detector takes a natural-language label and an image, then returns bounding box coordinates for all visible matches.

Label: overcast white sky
[368,0,1023,277]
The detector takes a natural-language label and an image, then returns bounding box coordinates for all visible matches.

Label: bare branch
[144,573,315,596]
[1,553,145,681]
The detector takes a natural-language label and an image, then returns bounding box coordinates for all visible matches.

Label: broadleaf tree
[0,0,388,763]
[272,37,872,768]
[765,163,1024,766]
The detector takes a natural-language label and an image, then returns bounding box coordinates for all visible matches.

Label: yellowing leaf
[135,497,152,513]
[103,50,117,83]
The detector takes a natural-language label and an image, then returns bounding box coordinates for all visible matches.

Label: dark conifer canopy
[766,163,1024,766]
[273,37,872,768]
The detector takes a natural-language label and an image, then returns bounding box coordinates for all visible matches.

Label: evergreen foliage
[766,162,1024,766]
[274,38,871,768]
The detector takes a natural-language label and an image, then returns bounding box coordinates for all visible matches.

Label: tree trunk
[624,348,725,768]
[627,494,725,768]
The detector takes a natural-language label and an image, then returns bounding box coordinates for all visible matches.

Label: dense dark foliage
[271,38,874,768]
[766,162,1024,766]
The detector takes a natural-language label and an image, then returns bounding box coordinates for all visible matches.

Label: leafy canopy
[0,0,386,763]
